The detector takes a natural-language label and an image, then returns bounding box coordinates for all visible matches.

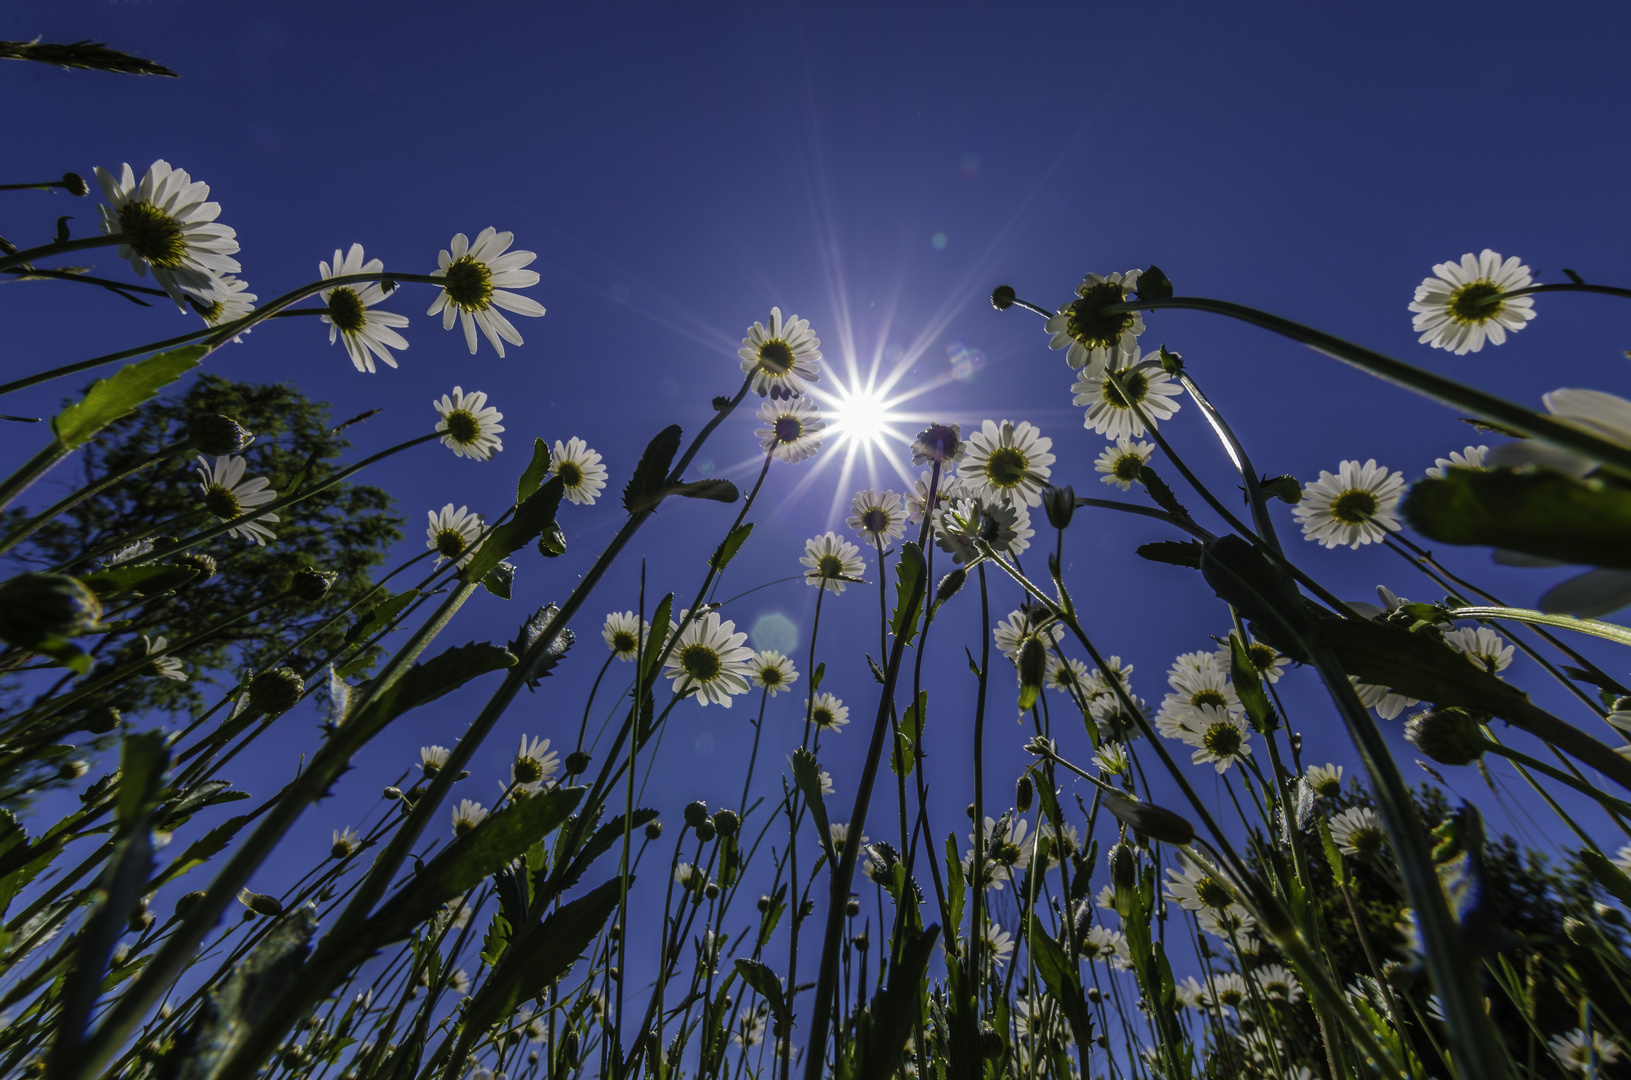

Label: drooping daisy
[846,489,907,546]
[1253,964,1303,1004]
[931,497,1034,564]
[142,635,186,681]
[1329,806,1385,857]
[960,420,1055,507]
[756,397,825,463]
[1213,638,1291,684]
[426,228,545,357]
[801,532,865,594]
[1292,459,1405,549]
[319,243,410,373]
[1045,655,1092,695]
[419,745,450,776]
[508,735,560,795]
[95,160,240,307]
[601,612,648,660]
[911,422,965,466]
[1442,626,1514,674]
[738,307,822,399]
[809,692,850,732]
[550,437,608,505]
[197,275,256,335]
[1551,1028,1625,1074]
[663,611,754,707]
[1425,444,1488,478]
[196,454,279,544]
[1177,703,1253,772]
[433,387,505,461]
[993,607,1062,662]
[331,827,361,859]
[1095,436,1155,490]
[425,504,484,568]
[1071,349,1185,442]
[1164,853,1235,911]
[1088,656,1136,696]
[1304,763,1344,798]
[749,650,798,695]
[1409,249,1536,356]
[1352,679,1419,720]
[1045,269,1145,367]
[981,922,1017,967]
[451,799,488,836]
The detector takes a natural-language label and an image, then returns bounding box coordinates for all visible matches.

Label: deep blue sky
[6,0,1631,1014]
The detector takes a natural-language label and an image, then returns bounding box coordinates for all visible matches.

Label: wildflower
[738,307,822,398]
[1329,806,1385,857]
[1164,854,1235,912]
[1293,459,1405,549]
[1304,763,1343,798]
[846,489,907,545]
[993,608,1061,662]
[451,799,487,836]
[749,651,798,695]
[1206,972,1249,1012]
[427,228,545,357]
[801,532,865,594]
[1037,821,1081,867]
[1214,638,1290,683]
[980,922,1016,967]
[904,469,944,523]
[972,815,1033,873]
[1442,626,1514,674]
[911,422,965,465]
[663,611,753,707]
[809,692,849,732]
[1614,843,1631,875]
[319,243,410,373]
[1090,691,1148,744]
[756,397,825,463]
[249,668,304,714]
[675,862,708,890]
[1156,662,1241,736]
[1046,269,1144,366]
[931,497,1034,564]
[420,745,450,776]
[1550,1028,1623,1075]
[1095,436,1154,489]
[196,455,279,544]
[331,827,360,859]
[1409,249,1536,355]
[425,504,483,568]
[1175,976,1208,1010]
[1425,444,1488,478]
[445,898,473,928]
[818,770,835,795]
[961,419,1055,507]
[1405,707,1489,766]
[1013,996,1068,1044]
[544,437,608,505]
[602,612,648,660]
[733,1009,766,1048]
[95,160,240,307]
[433,387,505,461]
[197,275,256,335]
[1253,963,1303,1004]
[1071,347,1184,440]
[962,849,1011,892]
[828,822,866,851]
[1094,741,1130,775]
[509,736,560,794]
[143,635,186,682]
[1096,885,1116,911]
[1352,679,1419,720]
[1082,925,1128,968]
[1046,655,1092,695]
[448,968,470,995]
[1177,704,1253,772]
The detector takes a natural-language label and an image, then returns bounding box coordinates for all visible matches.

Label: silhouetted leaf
[622,424,683,513]
[1404,469,1631,569]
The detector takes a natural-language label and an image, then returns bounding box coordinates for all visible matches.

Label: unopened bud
[1102,790,1196,847]
[1087,986,1102,1004]
[81,704,122,734]
[1594,902,1625,926]
[757,894,772,912]
[694,819,717,843]
[61,172,89,197]
[58,759,90,780]
[704,882,720,900]
[712,809,740,837]
[566,1031,581,1068]
[1042,485,1076,531]
[1017,636,1047,711]
[979,1027,1003,1058]
[1404,708,1488,767]
[1109,842,1136,891]
[644,819,663,841]
[1565,916,1603,949]
[0,573,101,648]
[1016,776,1034,814]
[800,898,815,918]
[291,568,334,602]
[1137,265,1174,301]
[935,567,967,605]
[249,667,305,716]
[188,414,253,455]
[990,285,1016,310]
[564,750,590,775]
[174,552,217,583]
[237,888,283,917]
[712,396,732,412]
[383,786,403,800]
[175,890,207,919]
[683,800,709,827]
[845,895,860,917]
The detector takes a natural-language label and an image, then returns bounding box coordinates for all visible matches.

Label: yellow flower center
[327,286,367,332]
[681,643,721,682]
[817,554,845,579]
[774,416,803,443]
[1202,722,1241,758]
[442,255,494,311]
[757,339,796,375]
[1112,452,1144,482]
[512,755,545,784]
[1330,489,1378,524]
[611,630,637,653]
[1066,281,1136,349]
[1102,369,1149,409]
[558,461,584,487]
[204,485,241,519]
[435,529,468,559]
[1447,280,1505,324]
[443,410,480,444]
[118,200,188,268]
[983,446,1029,489]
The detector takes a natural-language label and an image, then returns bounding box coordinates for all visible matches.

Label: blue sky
[6,0,1631,1028]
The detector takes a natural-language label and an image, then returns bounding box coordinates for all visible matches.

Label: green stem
[0,439,70,513]
[0,232,131,273]
[1445,606,1631,648]
[0,438,192,555]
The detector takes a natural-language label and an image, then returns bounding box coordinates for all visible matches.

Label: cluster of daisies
[394,736,563,839]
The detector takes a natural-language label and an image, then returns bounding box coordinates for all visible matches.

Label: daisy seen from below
[1165,854,1236,912]
[904,469,945,523]
[931,496,1034,564]
[1293,459,1405,549]
[196,454,279,544]
[663,611,753,707]
[756,397,825,463]
[1046,656,1092,696]
[828,822,866,851]
[846,489,907,546]
[1425,444,1488,478]
[973,815,1033,874]
[993,607,1062,662]
[1304,763,1343,798]
[426,228,545,357]
[1177,703,1253,772]
[1551,1028,1624,1074]
[425,504,484,568]
[1071,347,1184,440]
[95,160,240,307]
[197,275,256,333]
[1197,905,1257,944]
[143,635,186,682]
[1082,925,1129,969]
[911,421,965,465]
[1443,626,1514,674]
[749,650,798,695]
[980,923,1016,967]
[809,692,849,732]
[1353,679,1419,720]
[961,419,1055,507]
[601,612,648,661]
[508,735,559,795]
[550,437,608,505]
[801,532,865,594]
[1409,249,1536,355]
[1045,269,1144,367]
[1330,806,1385,857]
[1614,843,1631,875]
[331,827,360,859]
[434,387,504,461]
[1206,972,1249,1013]
[1214,637,1290,683]
[319,243,410,373]
[420,745,450,776]
[1156,661,1241,737]
[738,307,821,399]
[1253,964,1303,1004]
[1092,692,1148,744]
[451,799,488,837]
[1095,436,1154,490]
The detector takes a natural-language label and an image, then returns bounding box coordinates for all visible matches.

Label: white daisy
[904,469,947,524]
[601,612,648,661]
[828,822,866,850]
[663,611,754,707]
[749,650,798,695]
[1614,842,1631,875]
[1169,650,1225,683]
[1082,925,1129,969]
[1352,679,1419,720]
[426,228,545,357]
[1036,821,1081,866]
[973,815,1033,873]
[1197,905,1257,942]
[960,420,1055,507]
[1551,1028,1624,1075]
[94,160,240,307]
[911,422,965,465]
[1442,626,1514,674]
[448,968,471,995]
[1253,963,1303,1004]
[993,608,1062,662]
[142,635,186,682]
[1292,459,1405,549]
[508,735,559,794]
[1304,763,1343,798]
[1156,664,1241,736]
[738,307,821,399]
[1164,853,1235,911]
[1425,444,1488,479]
[674,862,708,890]
[433,387,505,461]
[1045,269,1145,367]
[419,745,450,776]
[756,397,825,463]
[1329,807,1384,857]
[981,922,1017,967]
[425,503,484,568]
[331,827,361,859]
[549,437,608,505]
[1095,436,1155,490]
[1090,691,1148,744]
[801,532,865,594]
[931,497,1034,564]
[1206,972,1249,1012]
[1071,347,1184,440]
[320,243,410,373]
[809,692,849,732]
[818,770,835,795]
[196,275,256,335]
[1213,638,1290,684]
[451,799,488,836]
[733,1009,766,1048]
[1045,655,1092,695]
[846,489,907,546]
[1174,976,1209,1010]
[1177,704,1253,772]
[196,454,279,544]
[1409,249,1536,355]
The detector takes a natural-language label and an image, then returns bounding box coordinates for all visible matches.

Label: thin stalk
[0,437,192,555]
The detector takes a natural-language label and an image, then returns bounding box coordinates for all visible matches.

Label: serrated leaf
[516,438,552,503]
[1404,468,1631,569]
[708,523,753,572]
[150,814,250,890]
[480,561,515,600]
[892,692,926,777]
[889,542,926,646]
[854,924,940,1080]
[1135,540,1204,568]
[83,562,198,598]
[1137,465,1189,519]
[344,589,418,646]
[734,959,790,1027]
[53,346,206,449]
[537,522,566,557]
[662,478,740,503]
[558,808,659,894]
[622,424,683,514]
[1028,931,1095,1049]
[479,911,511,968]
[348,642,516,740]
[791,749,833,859]
[463,476,565,582]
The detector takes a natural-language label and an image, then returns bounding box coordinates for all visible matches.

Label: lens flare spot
[930,232,948,251]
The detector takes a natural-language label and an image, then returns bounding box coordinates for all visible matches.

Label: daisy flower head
[1614,842,1631,875]
[1090,691,1147,744]
[1197,905,1257,943]
[662,611,754,707]
[1409,249,1536,355]
[1156,663,1241,736]
[1293,459,1405,549]
[196,454,279,544]
[749,650,798,695]
[1082,925,1129,968]
[602,611,648,660]
[1551,1028,1624,1074]
[1178,703,1253,773]
[993,607,1062,662]
[911,422,965,466]
[961,419,1055,507]
[973,815,1033,873]
[451,799,488,837]
[1046,655,1092,695]
[419,745,450,776]
[931,497,1034,565]
[801,532,865,594]
[95,160,240,308]
[818,770,835,795]
[425,503,484,568]
[1095,436,1155,490]
[1175,976,1209,1011]
[1425,444,1488,479]
[809,692,850,732]
[433,387,504,461]
[550,437,608,505]
[1352,679,1419,720]
[1253,964,1303,1004]
[331,827,361,859]
[1304,763,1344,798]
[905,469,948,523]
[1329,806,1385,858]
[738,307,821,399]
[846,489,907,546]
[320,243,410,373]
[142,635,186,682]
[197,275,256,336]
[756,397,825,463]
[1165,853,1235,912]
[828,822,866,850]
[1071,347,1184,440]
[508,735,559,794]
[1442,626,1514,674]
[1206,972,1249,1012]
[1094,741,1130,774]
[1214,638,1291,684]
[426,228,545,357]
[1045,269,1144,367]
[976,922,1017,968]
[1036,821,1081,866]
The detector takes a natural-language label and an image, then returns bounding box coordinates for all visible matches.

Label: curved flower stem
[0,440,71,513]
[1445,605,1631,648]
[1175,370,1283,556]
[0,437,192,555]
[1499,281,1631,303]
[1483,739,1631,817]
[0,232,132,273]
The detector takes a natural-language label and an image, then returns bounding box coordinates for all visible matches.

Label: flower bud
[564,750,590,775]
[1137,265,1174,301]
[1102,791,1195,847]
[757,894,772,912]
[291,568,334,602]
[800,898,815,918]
[1594,902,1625,926]
[712,395,732,412]
[845,895,860,917]
[1109,841,1137,891]
[0,573,101,648]
[1087,986,1102,1004]
[383,786,402,801]
[644,819,663,841]
[80,704,122,734]
[1042,484,1076,531]
[683,800,709,828]
[1404,708,1488,767]
[990,285,1016,311]
[1015,776,1034,814]
[712,808,740,837]
[61,172,90,197]
[565,1031,581,1068]
[979,1027,1003,1058]
[935,567,966,604]
[1565,916,1603,949]
[249,667,305,716]
[174,552,217,583]
[237,888,284,917]
[59,759,90,780]
[188,414,254,455]
[694,819,717,843]
[1017,636,1047,711]
[703,882,720,900]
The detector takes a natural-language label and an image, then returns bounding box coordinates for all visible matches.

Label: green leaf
[662,478,740,503]
[516,438,552,503]
[638,595,674,686]
[150,814,250,891]
[622,424,683,514]
[1028,931,1095,1048]
[1581,848,1631,908]
[889,542,926,646]
[463,475,565,583]
[944,834,965,938]
[1403,468,1631,570]
[708,523,754,571]
[53,345,207,449]
[1227,633,1274,730]
[116,731,169,831]
[480,561,515,600]
[1260,474,1302,504]
[557,808,659,894]
[791,749,833,859]
[1138,465,1190,519]
[734,959,790,1027]
[1135,540,1203,569]
[537,522,567,558]
[479,911,511,968]
[349,642,516,740]
[854,924,940,1080]
[83,562,199,598]
[892,692,927,777]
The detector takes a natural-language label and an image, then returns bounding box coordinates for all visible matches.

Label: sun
[813,377,910,459]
